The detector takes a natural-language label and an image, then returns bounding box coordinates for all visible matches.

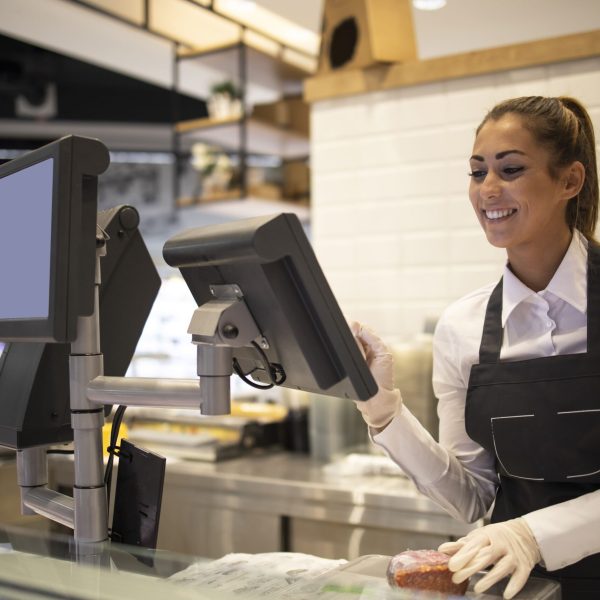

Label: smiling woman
[352,96,600,600]
[468,97,594,291]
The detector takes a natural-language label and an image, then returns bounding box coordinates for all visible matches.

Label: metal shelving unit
[173,39,311,206]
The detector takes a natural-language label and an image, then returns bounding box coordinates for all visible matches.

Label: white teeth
[486,209,516,220]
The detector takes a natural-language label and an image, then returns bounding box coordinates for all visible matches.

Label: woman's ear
[563,160,585,200]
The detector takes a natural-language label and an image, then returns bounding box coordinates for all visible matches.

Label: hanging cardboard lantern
[318,0,417,74]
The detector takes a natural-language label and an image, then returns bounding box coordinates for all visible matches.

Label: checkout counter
[0,450,561,600]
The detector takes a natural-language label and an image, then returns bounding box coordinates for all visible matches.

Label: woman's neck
[506,230,573,292]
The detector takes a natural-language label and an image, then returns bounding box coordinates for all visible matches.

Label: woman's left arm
[523,487,600,570]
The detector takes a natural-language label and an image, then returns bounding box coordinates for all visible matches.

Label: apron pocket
[556,409,600,481]
[491,414,545,481]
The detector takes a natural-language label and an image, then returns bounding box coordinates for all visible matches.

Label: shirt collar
[501,231,588,326]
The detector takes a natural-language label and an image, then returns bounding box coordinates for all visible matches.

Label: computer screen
[163,213,377,401]
[0,205,161,449]
[0,159,53,321]
[0,136,109,342]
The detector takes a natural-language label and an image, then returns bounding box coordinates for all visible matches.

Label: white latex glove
[438,518,541,599]
[349,321,402,429]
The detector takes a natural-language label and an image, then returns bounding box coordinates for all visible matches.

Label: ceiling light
[218,0,256,14]
[413,0,447,10]
[215,0,319,56]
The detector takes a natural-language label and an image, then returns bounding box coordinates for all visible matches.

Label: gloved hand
[350,321,402,429]
[438,518,541,599]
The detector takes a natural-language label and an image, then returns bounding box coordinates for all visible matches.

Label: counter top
[142,451,474,537]
[49,449,476,553]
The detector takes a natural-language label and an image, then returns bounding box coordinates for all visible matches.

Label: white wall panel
[311,57,600,343]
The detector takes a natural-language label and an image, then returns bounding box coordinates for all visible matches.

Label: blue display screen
[0,158,54,320]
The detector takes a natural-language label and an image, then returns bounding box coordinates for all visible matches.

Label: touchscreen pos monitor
[0,205,161,449]
[163,213,377,401]
[0,135,109,343]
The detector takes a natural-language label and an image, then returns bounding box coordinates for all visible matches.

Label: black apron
[465,243,600,600]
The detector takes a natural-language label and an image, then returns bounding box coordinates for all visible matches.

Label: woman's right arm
[369,313,498,523]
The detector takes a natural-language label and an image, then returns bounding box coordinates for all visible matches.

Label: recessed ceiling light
[413,0,447,10]
[219,0,256,13]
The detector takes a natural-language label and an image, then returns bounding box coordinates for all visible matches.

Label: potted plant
[208,80,243,119]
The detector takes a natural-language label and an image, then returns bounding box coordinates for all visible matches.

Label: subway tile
[313,239,357,270]
[395,196,449,231]
[322,269,360,303]
[446,195,479,229]
[312,205,361,238]
[354,167,408,201]
[398,266,449,300]
[445,124,477,159]
[494,66,551,99]
[362,83,448,134]
[445,159,471,194]
[445,75,499,124]
[396,128,451,163]
[312,172,363,205]
[351,267,405,302]
[548,58,600,107]
[397,163,448,196]
[400,231,451,265]
[394,301,449,339]
[350,199,408,235]
[448,264,505,301]
[311,99,371,142]
[344,302,406,344]
[449,229,506,264]
[311,139,364,173]
[354,235,402,268]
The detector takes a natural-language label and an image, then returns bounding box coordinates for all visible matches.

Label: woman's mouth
[484,208,517,221]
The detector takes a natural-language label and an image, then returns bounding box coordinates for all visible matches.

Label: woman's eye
[503,166,524,176]
[468,170,486,180]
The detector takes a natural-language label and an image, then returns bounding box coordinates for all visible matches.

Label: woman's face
[468,114,572,253]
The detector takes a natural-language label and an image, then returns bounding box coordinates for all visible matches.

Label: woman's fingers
[438,540,464,556]
[447,535,489,572]
[452,547,496,583]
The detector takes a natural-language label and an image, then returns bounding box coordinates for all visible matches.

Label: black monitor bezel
[163,213,378,401]
[0,136,109,342]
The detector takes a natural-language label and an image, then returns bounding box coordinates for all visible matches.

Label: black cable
[232,341,286,389]
[104,405,127,511]
[233,359,274,389]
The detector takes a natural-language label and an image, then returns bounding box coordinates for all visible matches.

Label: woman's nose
[480,171,502,199]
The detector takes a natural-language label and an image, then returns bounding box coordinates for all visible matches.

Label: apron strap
[479,278,503,364]
[586,243,600,355]
[479,241,600,363]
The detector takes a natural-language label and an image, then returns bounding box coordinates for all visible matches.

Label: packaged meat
[387,549,468,595]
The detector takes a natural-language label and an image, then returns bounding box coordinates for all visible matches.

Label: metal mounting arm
[188,284,264,415]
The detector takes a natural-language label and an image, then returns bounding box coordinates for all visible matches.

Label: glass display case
[0,524,561,600]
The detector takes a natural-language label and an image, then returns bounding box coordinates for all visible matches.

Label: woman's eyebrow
[496,149,526,159]
[470,149,527,161]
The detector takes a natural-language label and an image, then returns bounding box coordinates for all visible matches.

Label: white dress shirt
[373,231,600,571]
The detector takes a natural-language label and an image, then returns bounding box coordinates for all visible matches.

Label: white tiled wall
[311,57,600,342]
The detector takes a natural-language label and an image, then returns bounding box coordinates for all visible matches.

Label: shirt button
[546,321,553,328]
